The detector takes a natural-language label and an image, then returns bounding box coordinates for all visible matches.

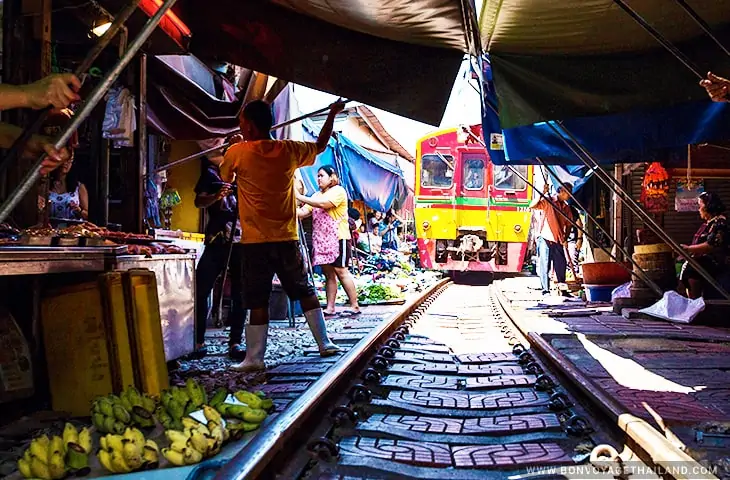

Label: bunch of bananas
[97,427,159,474]
[161,406,228,466]
[156,379,208,431]
[234,390,274,411]
[17,425,92,480]
[91,387,156,434]
[213,390,271,438]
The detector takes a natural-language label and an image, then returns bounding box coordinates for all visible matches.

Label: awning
[174,0,473,125]
[479,1,730,164]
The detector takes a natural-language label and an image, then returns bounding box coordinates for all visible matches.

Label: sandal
[324,311,338,318]
[339,310,361,317]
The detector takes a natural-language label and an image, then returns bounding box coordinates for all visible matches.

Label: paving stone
[364,413,561,435]
[381,376,460,390]
[257,382,311,395]
[387,390,549,410]
[455,353,518,364]
[464,375,536,389]
[452,443,572,468]
[339,436,453,467]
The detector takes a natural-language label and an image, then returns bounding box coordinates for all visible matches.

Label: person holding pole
[701,72,730,102]
[221,99,344,373]
[529,180,574,296]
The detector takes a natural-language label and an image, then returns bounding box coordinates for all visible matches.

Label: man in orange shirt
[529,181,574,296]
[221,99,345,372]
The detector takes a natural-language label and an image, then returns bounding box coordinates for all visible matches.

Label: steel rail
[0,0,142,176]
[536,158,664,297]
[549,121,730,301]
[152,100,350,175]
[213,278,451,480]
[0,0,179,224]
[459,127,652,294]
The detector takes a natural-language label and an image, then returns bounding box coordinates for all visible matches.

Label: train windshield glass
[462,154,485,190]
[421,154,454,188]
[493,165,527,191]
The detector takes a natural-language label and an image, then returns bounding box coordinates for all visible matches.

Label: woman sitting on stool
[679,192,730,299]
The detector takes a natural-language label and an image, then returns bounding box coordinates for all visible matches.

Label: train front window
[421,154,454,188]
[462,155,485,190]
[493,165,527,191]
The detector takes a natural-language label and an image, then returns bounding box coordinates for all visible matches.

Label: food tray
[79,237,106,247]
[56,237,80,247]
[19,235,55,246]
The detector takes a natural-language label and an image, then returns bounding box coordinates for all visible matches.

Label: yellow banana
[99,436,108,452]
[78,428,92,454]
[110,450,132,473]
[189,429,209,455]
[165,429,190,444]
[203,405,222,424]
[143,440,159,466]
[30,437,50,464]
[23,448,32,463]
[48,451,65,480]
[17,458,32,478]
[169,440,189,454]
[48,436,65,457]
[122,440,144,470]
[145,439,159,454]
[183,447,203,465]
[162,448,186,466]
[196,422,211,436]
[105,434,124,454]
[124,427,145,450]
[63,423,78,447]
[181,417,202,430]
[97,449,115,473]
[206,436,222,456]
[234,390,263,409]
[30,456,52,480]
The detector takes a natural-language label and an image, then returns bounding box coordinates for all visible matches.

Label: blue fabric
[480,55,730,166]
[299,121,408,212]
[536,237,566,293]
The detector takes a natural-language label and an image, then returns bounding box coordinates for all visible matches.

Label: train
[414,125,534,273]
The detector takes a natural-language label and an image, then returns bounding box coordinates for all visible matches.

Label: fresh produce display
[156,379,208,431]
[17,425,93,480]
[357,284,403,304]
[97,428,159,474]
[91,387,156,433]
[161,407,228,466]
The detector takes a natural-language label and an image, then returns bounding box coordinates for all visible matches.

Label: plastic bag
[638,291,705,324]
[612,282,631,301]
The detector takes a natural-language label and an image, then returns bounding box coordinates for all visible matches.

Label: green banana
[226,404,267,423]
[167,398,185,420]
[113,404,131,423]
[65,442,89,471]
[119,391,134,412]
[260,398,274,411]
[184,401,198,416]
[141,395,156,413]
[161,391,174,410]
[103,416,117,434]
[234,390,264,409]
[185,378,203,407]
[131,406,155,428]
[209,388,228,408]
[92,413,106,431]
[97,398,114,418]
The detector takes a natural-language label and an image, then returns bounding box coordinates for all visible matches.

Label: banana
[122,440,144,470]
[114,421,126,435]
[100,436,108,451]
[142,444,159,467]
[183,447,203,465]
[131,406,155,428]
[124,427,145,450]
[156,406,174,429]
[181,417,202,430]
[209,388,228,408]
[105,434,125,454]
[66,443,89,471]
[227,418,261,432]
[63,422,78,447]
[78,427,92,454]
[160,391,174,410]
[48,436,65,456]
[141,395,156,413]
[127,386,143,407]
[165,429,190,444]
[189,429,209,455]
[169,440,190,454]
[30,436,50,464]
[145,439,159,454]
[185,378,202,407]
[226,404,267,423]
[110,450,132,473]
[206,436,222,455]
[119,391,134,412]
[17,458,32,478]
[98,398,114,418]
[30,456,52,480]
[195,422,211,437]
[23,448,32,463]
[162,448,186,466]
[103,416,117,434]
[48,451,65,480]
[92,413,106,431]
[184,401,198,416]
[173,386,191,407]
[98,449,115,473]
[203,405,223,424]
[167,398,185,420]
[234,390,263,409]
[113,404,131,424]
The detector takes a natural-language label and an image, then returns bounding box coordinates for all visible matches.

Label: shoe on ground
[230,360,265,373]
[229,344,246,361]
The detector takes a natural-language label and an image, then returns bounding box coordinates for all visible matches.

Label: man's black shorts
[238,241,314,310]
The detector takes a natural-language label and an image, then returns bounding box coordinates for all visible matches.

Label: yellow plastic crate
[123,269,169,396]
[98,272,136,391]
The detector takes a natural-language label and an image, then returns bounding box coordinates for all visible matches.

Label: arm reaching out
[0,74,81,110]
[700,72,730,103]
[315,99,346,153]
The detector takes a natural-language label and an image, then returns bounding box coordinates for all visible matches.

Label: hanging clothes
[103,86,137,147]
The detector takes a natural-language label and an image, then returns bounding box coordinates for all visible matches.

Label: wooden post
[137,54,148,233]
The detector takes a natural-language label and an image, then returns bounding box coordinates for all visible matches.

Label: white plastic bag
[638,291,705,324]
[611,282,631,302]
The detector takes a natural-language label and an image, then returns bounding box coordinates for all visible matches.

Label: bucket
[584,284,619,302]
[631,244,676,299]
[582,262,631,285]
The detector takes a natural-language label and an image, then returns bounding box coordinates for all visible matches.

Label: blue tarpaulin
[299,121,408,212]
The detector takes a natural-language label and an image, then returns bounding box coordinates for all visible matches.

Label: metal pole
[550,121,730,301]
[468,127,640,295]
[673,0,730,58]
[138,53,148,233]
[0,0,179,225]
[152,101,350,176]
[611,0,703,79]
[537,160,663,297]
[0,0,142,175]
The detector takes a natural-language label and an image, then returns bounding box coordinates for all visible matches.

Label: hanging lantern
[640,162,670,213]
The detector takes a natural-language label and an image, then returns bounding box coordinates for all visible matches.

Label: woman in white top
[48,154,88,222]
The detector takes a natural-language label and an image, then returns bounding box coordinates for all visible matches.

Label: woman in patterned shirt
[679,192,730,299]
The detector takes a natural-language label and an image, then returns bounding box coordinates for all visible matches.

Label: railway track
[210,281,678,480]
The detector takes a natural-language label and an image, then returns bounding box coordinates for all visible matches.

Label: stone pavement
[495,275,730,472]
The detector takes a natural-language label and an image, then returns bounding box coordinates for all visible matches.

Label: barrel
[630,244,676,299]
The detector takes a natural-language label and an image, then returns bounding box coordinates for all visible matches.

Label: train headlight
[514,224,522,233]
[422,221,430,230]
